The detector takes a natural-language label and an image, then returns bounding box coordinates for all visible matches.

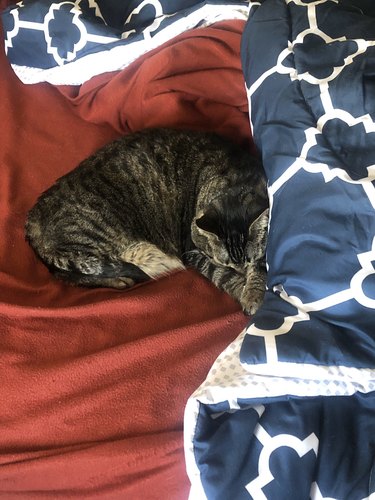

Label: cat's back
[101,127,243,181]
[25,128,253,267]
[45,128,237,197]
[39,127,248,225]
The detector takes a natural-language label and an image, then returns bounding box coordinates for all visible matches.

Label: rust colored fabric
[57,20,254,150]
[0,18,250,499]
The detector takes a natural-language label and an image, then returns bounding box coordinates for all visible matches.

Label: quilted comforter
[185,1,375,499]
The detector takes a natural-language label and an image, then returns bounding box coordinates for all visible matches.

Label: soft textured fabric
[1,0,249,85]
[0,18,250,498]
[185,1,375,498]
[57,20,254,149]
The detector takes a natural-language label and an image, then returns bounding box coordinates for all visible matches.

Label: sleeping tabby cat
[25,128,268,314]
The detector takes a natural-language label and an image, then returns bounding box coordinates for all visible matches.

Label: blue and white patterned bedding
[185,1,375,498]
[1,0,248,85]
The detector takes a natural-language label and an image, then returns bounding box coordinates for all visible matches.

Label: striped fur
[25,128,268,314]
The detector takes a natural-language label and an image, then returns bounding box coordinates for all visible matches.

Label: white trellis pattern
[1,0,249,85]
[185,1,375,498]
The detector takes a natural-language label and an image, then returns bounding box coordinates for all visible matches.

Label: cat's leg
[184,250,249,310]
[121,242,185,280]
[51,242,184,289]
[240,261,266,315]
[51,258,151,289]
[241,208,269,314]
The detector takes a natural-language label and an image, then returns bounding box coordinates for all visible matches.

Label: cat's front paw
[240,286,265,316]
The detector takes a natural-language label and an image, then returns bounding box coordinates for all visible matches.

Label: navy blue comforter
[185,1,375,498]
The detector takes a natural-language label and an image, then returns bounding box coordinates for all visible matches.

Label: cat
[25,128,269,315]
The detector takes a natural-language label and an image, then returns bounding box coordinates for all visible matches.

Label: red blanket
[0,18,251,498]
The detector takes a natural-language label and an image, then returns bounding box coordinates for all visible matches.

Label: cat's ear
[247,208,269,261]
[195,207,220,236]
[249,208,269,235]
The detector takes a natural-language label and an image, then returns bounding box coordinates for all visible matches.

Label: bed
[1,0,374,498]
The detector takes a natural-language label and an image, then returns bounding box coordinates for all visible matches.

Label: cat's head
[192,196,269,272]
